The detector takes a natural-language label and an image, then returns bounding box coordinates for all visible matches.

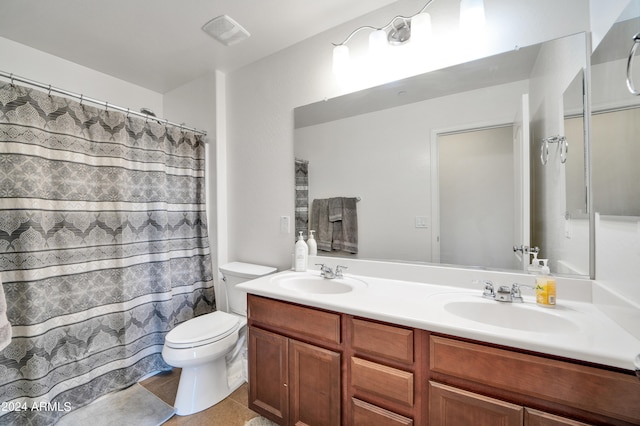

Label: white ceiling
[0,0,397,93]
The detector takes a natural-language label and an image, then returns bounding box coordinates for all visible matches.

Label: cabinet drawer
[429,381,523,426]
[524,408,591,426]
[248,295,341,345]
[352,398,413,426]
[430,335,640,424]
[351,357,414,407]
[350,318,414,364]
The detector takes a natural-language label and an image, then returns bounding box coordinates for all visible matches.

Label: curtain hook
[105,101,109,111]
[47,84,52,97]
[9,73,15,87]
[126,108,130,118]
[79,94,84,106]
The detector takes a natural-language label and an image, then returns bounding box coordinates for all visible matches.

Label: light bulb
[411,12,432,45]
[369,29,388,55]
[332,44,349,75]
[460,0,486,36]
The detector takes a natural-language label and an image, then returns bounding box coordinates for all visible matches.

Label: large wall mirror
[294,31,590,277]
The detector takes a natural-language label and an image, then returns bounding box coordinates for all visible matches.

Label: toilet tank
[219,262,277,315]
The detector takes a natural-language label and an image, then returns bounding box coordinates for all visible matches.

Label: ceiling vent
[202,15,250,46]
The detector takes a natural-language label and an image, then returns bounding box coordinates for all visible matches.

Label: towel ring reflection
[540,139,549,165]
[560,136,568,164]
[627,32,640,96]
[540,136,568,165]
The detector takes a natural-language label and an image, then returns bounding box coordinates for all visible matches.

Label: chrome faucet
[315,264,348,279]
[477,280,533,303]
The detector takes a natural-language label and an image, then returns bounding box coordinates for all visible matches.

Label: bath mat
[244,416,279,426]
[57,383,175,426]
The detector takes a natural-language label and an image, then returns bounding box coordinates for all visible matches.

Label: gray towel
[310,199,332,252]
[0,274,11,351]
[328,197,343,222]
[332,197,358,254]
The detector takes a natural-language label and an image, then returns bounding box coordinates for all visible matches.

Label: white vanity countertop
[237,269,640,372]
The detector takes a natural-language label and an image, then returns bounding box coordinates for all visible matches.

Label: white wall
[0,37,163,116]
[226,0,589,271]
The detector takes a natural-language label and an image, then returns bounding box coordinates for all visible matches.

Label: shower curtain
[295,159,309,240]
[0,81,215,425]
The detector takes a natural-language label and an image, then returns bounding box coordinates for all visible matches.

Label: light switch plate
[415,216,429,228]
[280,216,290,234]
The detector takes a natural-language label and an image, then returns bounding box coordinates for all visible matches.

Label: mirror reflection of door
[437,125,518,270]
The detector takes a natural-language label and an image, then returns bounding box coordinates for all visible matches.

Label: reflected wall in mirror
[437,126,517,270]
[294,32,590,277]
[590,8,640,282]
[591,13,640,215]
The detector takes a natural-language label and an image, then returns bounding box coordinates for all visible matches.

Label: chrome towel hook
[626,32,640,96]
[540,138,549,165]
[540,136,568,165]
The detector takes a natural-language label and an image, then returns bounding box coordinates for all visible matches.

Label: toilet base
[174,355,242,416]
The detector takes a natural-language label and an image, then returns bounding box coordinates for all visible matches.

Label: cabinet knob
[283,383,288,387]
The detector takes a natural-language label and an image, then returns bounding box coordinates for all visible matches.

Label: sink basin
[430,293,580,334]
[273,273,367,294]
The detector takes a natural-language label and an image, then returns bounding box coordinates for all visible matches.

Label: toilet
[162,261,276,416]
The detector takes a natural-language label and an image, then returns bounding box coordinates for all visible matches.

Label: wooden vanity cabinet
[248,295,342,426]
[247,294,640,426]
[428,335,640,426]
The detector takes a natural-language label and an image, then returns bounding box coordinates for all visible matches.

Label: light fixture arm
[332,0,436,47]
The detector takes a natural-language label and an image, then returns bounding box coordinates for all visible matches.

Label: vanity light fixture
[332,0,485,75]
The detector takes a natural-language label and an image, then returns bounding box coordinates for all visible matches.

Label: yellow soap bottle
[535,260,556,307]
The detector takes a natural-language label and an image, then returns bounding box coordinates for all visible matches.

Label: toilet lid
[165,311,240,349]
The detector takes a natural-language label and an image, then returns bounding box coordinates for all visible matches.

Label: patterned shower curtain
[295,159,309,240]
[0,82,215,425]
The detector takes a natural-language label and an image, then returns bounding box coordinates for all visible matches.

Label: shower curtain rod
[0,70,207,136]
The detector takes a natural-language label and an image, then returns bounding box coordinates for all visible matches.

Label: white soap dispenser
[527,252,542,275]
[294,231,308,272]
[307,230,317,256]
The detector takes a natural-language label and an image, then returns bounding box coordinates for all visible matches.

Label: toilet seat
[165,311,240,349]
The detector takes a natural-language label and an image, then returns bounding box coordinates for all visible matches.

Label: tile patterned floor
[140,369,262,425]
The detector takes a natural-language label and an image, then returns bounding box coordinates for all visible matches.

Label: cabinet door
[429,382,523,426]
[249,326,288,424]
[525,408,591,426]
[289,339,341,426]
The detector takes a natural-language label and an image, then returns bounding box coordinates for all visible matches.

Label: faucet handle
[315,263,328,276]
[474,280,495,298]
[335,265,348,277]
[510,283,535,303]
